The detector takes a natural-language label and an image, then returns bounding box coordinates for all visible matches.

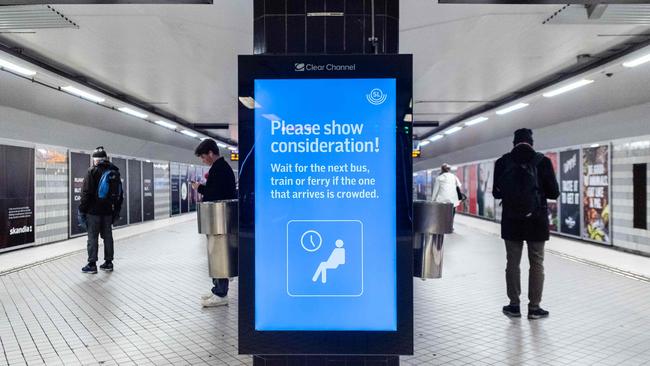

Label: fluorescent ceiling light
[428,134,444,142]
[623,53,650,68]
[217,143,227,148]
[118,107,148,119]
[542,79,593,98]
[590,144,600,148]
[239,96,260,109]
[403,114,413,122]
[180,130,198,138]
[200,137,209,141]
[154,120,176,130]
[0,58,36,76]
[465,116,488,126]
[444,126,463,135]
[61,86,105,103]
[228,147,237,151]
[496,103,529,115]
[418,140,430,147]
[37,148,48,155]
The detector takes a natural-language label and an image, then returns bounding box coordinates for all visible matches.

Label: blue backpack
[98,169,123,208]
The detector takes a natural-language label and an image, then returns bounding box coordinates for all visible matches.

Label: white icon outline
[300,229,323,252]
[366,88,387,105]
[286,220,364,298]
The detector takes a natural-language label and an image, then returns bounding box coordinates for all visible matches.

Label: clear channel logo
[294,63,305,72]
[366,88,387,106]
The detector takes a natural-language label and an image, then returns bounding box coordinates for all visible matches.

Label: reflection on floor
[1,219,649,365]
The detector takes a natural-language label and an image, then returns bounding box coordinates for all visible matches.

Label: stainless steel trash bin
[413,200,454,279]
[197,199,238,278]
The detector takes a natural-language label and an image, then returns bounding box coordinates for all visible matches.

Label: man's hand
[77,210,87,230]
[191,181,200,190]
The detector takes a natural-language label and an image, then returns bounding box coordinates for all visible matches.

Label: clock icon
[300,230,323,252]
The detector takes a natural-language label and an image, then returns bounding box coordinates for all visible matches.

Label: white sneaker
[201,294,228,307]
[200,293,214,301]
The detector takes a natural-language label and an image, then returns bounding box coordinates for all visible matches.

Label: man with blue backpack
[493,129,559,320]
[79,146,124,274]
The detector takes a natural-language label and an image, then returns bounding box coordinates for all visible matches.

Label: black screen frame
[237,54,413,356]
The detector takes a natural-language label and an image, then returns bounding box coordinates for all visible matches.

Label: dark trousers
[212,278,229,298]
[87,214,114,263]
[505,240,545,309]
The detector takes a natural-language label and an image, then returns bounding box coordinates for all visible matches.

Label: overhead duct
[545,4,650,25]
[0,5,77,32]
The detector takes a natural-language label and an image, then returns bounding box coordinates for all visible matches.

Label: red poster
[456,166,465,213]
[468,164,478,215]
[545,152,560,232]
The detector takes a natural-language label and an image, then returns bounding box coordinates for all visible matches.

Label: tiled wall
[611,137,650,254]
[34,147,69,245]
[154,162,171,220]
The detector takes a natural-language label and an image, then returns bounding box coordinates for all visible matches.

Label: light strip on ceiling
[496,103,529,115]
[228,147,237,151]
[0,58,37,76]
[217,142,228,148]
[180,130,198,138]
[623,53,650,68]
[428,134,444,142]
[542,79,594,98]
[118,107,148,119]
[61,86,105,103]
[465,116,488,126]
[444,126,463,135]
[418,140,431,147]
[154,120,176,130]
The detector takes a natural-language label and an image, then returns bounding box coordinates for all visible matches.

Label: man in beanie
[493,129,559,319]
[79,146,123,274]
[191,139,237,307]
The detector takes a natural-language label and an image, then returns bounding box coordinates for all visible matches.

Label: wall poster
[111,157,128,227]
[582,145,611,244]
[69,152,90,237]
[560,149,581,237]
[1,145,35,250]
[545,152,560,232]
[142,161,154,221]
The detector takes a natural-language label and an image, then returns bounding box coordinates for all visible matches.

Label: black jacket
[493,144,560,241]
[198,157,237,201]
[79,160,123,216]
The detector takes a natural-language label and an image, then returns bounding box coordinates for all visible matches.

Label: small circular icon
[181,182,188,200]
[300,230,323,252]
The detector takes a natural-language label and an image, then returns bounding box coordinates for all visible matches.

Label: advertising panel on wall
[111,157,128,227]
[128,159,142,224]
[0,145,35,251]
[170,163,180,215]
[468,164,478,215]
[456,166,466,213]
[142,161,155,221]
[154,162,170,220]
[583,145,611,244]
[35,147,68,245]
[477,161,495,219]
[238,55,413,355]
[413,171,427,200]
[560,149,581,237]
[545,152,560,232]
[180,164,189,213]
[189,165,197,212]
[69,152,90,237]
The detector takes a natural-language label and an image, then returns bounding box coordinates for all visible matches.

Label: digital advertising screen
[0,145,35,250]
[69,152,90,237]
[238,55,413,356]
[111,157,128,227]
[254,78,397,331]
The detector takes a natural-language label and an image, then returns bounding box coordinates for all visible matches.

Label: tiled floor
[1,220,650,365]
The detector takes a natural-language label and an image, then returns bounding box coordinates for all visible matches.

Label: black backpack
[499,153,544,219]
[97,168,123,210]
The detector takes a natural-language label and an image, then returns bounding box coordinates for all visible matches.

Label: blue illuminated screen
[254,78,397,331]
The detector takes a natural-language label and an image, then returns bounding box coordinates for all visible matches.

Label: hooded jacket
[79,160,123,216]
[493,144,560,241]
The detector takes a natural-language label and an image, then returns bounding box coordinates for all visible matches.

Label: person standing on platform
[493,129,559,320]
[431,163,462,211]
[79,147,123,274]
[191,139,237,307]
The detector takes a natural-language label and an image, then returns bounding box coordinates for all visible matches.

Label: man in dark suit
[191,139,237,307]
[493,129,559,320]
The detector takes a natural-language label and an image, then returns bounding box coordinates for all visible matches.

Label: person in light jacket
[431,163,462,210]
